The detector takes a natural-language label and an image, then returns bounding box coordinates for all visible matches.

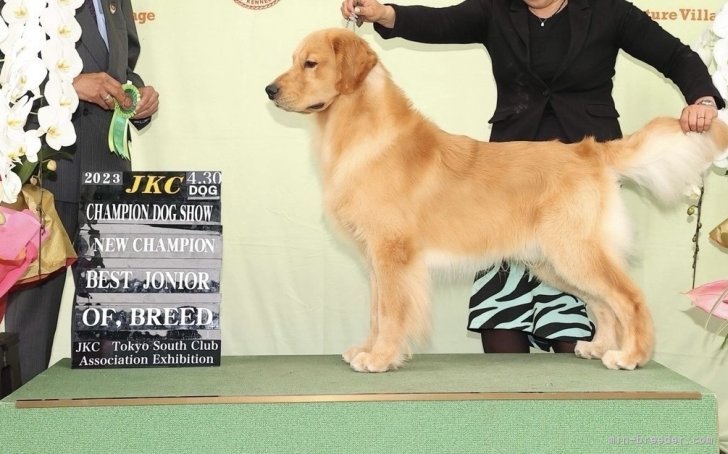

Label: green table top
[3,354,712,407]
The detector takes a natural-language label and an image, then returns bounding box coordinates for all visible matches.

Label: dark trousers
[5,201,78,384]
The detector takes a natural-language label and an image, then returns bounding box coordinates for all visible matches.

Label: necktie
[85,0,109,49]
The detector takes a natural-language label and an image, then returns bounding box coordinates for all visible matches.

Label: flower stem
[703,287,728,330]
[691,184,704,288]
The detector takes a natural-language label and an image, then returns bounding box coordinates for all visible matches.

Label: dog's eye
[304,60,318,69]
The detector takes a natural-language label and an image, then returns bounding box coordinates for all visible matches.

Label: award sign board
[72,171,222,368]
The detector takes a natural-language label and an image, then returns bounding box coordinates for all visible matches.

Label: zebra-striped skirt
[468,262,595,351]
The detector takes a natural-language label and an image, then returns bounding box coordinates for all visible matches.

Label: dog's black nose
[265,84,279,100]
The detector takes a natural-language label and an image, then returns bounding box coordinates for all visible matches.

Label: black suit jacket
[376,0,724,143]
[47,0,147,203]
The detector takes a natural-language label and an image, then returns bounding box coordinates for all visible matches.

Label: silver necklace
[534,0,567,27]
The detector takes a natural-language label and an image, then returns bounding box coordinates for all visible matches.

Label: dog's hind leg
[530,263,620,359]
[542,243,654,370]
[574,303,621,360]
[347,237,430,372]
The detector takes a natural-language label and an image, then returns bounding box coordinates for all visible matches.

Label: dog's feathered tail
[601,115,728,205]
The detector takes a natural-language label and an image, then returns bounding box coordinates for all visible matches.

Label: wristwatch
[695,98,718,107]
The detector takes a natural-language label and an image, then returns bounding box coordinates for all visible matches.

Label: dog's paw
[574,341,604,359]
[601,350,639,370]
[348,351,400,373]
[342,346,368,364]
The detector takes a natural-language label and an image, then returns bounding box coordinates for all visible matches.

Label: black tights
[480,329,576,354]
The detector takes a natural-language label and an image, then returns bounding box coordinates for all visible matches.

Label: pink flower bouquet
[685,280,728,348]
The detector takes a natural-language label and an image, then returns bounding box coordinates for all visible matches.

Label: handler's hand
[341,0,395,28]
[73,72,130,110]
[680,98,718,133]
[132,85,159,120]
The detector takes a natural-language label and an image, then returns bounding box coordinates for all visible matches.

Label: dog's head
[265,28,378,113]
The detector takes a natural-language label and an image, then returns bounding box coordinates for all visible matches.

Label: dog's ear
[332,31,378,95]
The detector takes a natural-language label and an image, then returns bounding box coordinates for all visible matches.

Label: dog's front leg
[342,267,380,364]
[346,238,430,372]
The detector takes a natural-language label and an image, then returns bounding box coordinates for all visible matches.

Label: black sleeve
[374,0,490,45]
[615,0,724,107]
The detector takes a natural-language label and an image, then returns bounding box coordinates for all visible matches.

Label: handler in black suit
[341,0,723,354]
[5,0,159,384]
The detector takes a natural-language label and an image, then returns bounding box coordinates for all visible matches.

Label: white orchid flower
[0,19,45,95]
[0,0,83,202]
[685,184,703,201]
[4,50,48,100]
[694,29,717,66]
[22,128,41,162]
[0,23,24,81]
[44,74,79,113]
[22,15,45,52]
[0,169,22,204]
[41,36,82,82]
[0,85,11,113]
[4,95,34,141]
[713,38,728,67]
[0,151,12,173]
[56,0,86,10]
[0,14,8,43]
[38,104,75,150]
[41,2,82,44]
[712,70,728,101]
[0,128,41,162]
[23,129,41,162]
[713,5,728,39]
[1,0,46,25]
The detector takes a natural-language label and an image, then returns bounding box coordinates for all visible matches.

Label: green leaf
[15,159,39,184]
[42,150,74,161]
[12,147,76,185]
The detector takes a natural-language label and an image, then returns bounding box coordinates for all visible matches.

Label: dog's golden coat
[266,28,728,372]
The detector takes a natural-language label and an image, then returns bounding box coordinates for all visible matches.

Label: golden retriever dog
[265,28,728,372]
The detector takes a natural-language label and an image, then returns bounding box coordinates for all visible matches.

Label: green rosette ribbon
[107,82,140,160]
